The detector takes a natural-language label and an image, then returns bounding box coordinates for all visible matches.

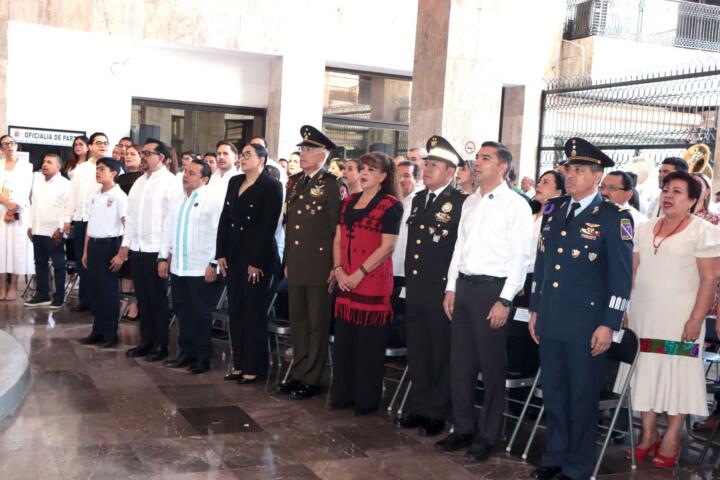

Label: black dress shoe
[145,346,169,362]
[274,379,301,395]
[465,442,493,463]
[434,433,474,452]
[237,375,258,384]
[78,333,104,345]
[529,466,562,480]
[70,304,90,313]
[289,383,320,400]
[99,337,119,349]
[552,475,572,480]
[393,412,425,429]
[189,359,209,374]
[164,355,196,368]
[126,344,154,358]
[353,406,378,416]
[419,418,445,437]
[224,372,243,381]
[328,400,354,410]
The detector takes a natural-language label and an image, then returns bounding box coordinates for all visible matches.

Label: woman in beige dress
[625,170,720,468]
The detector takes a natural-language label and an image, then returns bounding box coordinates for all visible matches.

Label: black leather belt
[458,272,506,284]
[88,236,121,243]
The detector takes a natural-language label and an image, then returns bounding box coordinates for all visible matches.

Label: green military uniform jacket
[284,169,342,286]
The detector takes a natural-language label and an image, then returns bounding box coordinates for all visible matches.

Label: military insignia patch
[588,252,597,262]
[435,212,451,223]
[441,202,453,213]
[620,218,633,240]
[572,249,580,258]
[592,205,600,214]
[543,202,555,215]
[580,223,600,240]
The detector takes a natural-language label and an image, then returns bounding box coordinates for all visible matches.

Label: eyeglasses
[93,141,110,146]
[598,184,628,192]
[140,150,160,157]
[240,152,257,159]
[0,141,16,148]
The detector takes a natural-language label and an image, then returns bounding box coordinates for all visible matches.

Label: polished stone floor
[1,295,719,479]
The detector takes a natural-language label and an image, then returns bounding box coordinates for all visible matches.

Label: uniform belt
[89,236,121,243]
[458,273,506,284]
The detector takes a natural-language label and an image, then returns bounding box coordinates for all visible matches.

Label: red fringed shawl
[334,193,399,326]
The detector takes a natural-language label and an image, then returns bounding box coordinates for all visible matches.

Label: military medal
[428,226,436,235]
[435,212,451,223]
[572,249,580,258]
[588,253,597,262]
[441,202,453,213]
[433,234,440,243]
[580,222,600,240]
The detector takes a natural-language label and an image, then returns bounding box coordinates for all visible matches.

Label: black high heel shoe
[224,371,243,381]
[238,375,258,384]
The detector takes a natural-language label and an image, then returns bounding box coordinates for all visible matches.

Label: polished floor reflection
[1,298,718,479]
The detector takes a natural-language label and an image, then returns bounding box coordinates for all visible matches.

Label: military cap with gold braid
[426,134,461,167]
[564,137,614,168]
[297,124,337,150]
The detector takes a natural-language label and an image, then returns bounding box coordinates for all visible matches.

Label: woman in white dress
[0,135,34,300]
[62,135,89,179]
[625,170,720,468]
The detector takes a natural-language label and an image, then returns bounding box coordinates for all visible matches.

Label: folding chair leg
[282,358,294,383]
[522,404,544,461]
[592,388,630,480]
[325,344,334,407]
[507,369,541,453]
[398,380,412,417]
[698,410,720,465]
[628,395,636,471]
[387,365,409,414]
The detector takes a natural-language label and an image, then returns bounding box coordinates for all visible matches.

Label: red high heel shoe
[652,445,680,469]
[626,431,660,462]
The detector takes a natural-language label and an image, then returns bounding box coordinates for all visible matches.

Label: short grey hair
[408,147,428,159]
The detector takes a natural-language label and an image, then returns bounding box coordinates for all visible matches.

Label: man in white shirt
[63,131,106,312]
[78,157,127,348]
[119,138,177,362]
[645,157,689,218]
[158,160,222,374]
[600,171,647,226]
[407,147,428,190]
[435,141,533,462]
[25,153,70,308]
[208,141,240,198]
[521,176,536,199]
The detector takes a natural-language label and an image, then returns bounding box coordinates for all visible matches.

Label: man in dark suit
[275,125,342,400]
[393,135,466,437]
[528,138,633,480]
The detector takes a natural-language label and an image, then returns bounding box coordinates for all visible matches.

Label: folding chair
[690,316,720,464]
[267,278,292,383]
[383,346,409,416]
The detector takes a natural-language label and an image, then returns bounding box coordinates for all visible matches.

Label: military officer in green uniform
[393,135,466,436]
[275,125,342,400]
[528,138,633,480]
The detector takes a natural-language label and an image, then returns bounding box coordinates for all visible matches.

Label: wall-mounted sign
[464,140,476,155]
[8,126,86,147]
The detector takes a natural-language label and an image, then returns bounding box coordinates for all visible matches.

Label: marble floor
[1,296,719,479]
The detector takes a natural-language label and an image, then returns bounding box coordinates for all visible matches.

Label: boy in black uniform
[79,157,128,348]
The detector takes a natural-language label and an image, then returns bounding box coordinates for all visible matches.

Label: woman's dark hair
[357,151,397,197]
[0,134,14,144]
[65,135,90,174]
[245,143,268,166]
[692,172,711,211]
[663,170,701,209]
[629,189,640,210]
[538,170,566,195]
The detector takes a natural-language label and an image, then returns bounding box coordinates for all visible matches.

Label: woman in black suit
[216,143,283,384]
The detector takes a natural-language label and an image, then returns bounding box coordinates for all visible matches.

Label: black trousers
[170,274,214,360]
[130,250,169,348]
[332,319,388,410]
[71,221,90,306]
[450,277,506,444]
[226,264,273,376]
[32,235,66,302]
[86,237,121,338]
[540,339,605,480]
[405,302,451,420]
[288,284,333,386]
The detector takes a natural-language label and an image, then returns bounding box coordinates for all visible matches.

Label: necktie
[425,192,436,212]
[565,202,580,225]
[302,174,311,187]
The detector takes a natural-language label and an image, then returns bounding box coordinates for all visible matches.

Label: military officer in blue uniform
[528,138,633,480]
[393,135,467,436]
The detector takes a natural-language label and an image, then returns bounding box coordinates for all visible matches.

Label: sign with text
[9,126,86,147]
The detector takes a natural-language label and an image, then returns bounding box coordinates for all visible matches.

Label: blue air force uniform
[529,138,633,480]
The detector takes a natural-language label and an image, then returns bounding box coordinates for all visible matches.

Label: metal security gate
[537,62,720,174]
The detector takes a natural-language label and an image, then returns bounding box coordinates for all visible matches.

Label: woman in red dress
[331,152,403,415]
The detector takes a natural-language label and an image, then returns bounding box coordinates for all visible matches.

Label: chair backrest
[705,316,718,343]
[606,328,639,365]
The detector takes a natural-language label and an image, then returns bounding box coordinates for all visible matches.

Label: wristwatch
[157,258,168,263]
[497,297,512,307]
[209,261,218,268]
